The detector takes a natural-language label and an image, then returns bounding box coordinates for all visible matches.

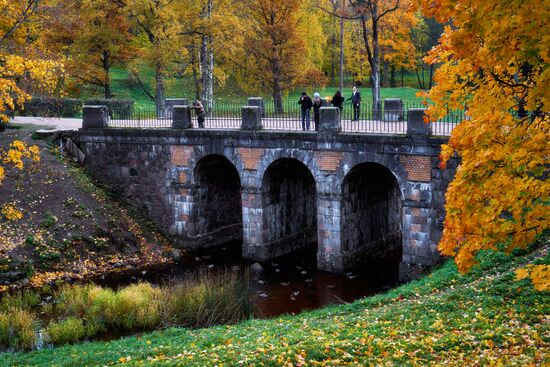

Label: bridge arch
[191,154,243,243]
[255,149,322,191]
[340,162,403,268]
[260,157,318,257]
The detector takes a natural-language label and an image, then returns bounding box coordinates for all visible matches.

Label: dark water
[92,241,400,318]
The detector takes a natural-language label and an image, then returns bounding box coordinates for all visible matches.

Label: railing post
[247,97,265,117]
[165,98,188,119]
[318,107,341,133]
[82,105,109,128]
[384,98,404,122]
[407,108,432,136]
[241,106,262,130]
[172,105,192,129]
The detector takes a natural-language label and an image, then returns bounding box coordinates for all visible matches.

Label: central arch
[192,154,242,246]
[261,158,317,258]
[341,162,403,269]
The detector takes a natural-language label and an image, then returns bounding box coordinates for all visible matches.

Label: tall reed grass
[0,267,252,350]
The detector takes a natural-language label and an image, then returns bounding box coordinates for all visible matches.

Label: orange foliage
[418,0,550,272]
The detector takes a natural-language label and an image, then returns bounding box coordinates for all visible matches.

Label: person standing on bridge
[192,100,206,128]
[347,86,361,121]
[312,92,323,131]
[331,90,344,111]
[298,91,313,131]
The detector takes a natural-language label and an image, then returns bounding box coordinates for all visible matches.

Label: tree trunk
[272,59,283,114]
[390,65,396,87]
[155,64,165,116]
[401,66,404,87]
[330,33,336,86]
[383,60,389,87]
[189,43,201,100]
[415,66,425,90]
[339,0,346,91]
[371,3,381,120]
[200,0,214,115]
[102,50,112,99]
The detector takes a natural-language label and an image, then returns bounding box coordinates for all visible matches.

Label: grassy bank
[0,268,251,351]
[3,238,548,366]
[84,68,424,110]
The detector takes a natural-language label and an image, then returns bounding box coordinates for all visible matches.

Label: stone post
[384,98,404,122]
[241,106,263,131]
[407,108,432,136]
[318,107,341,133]
[82,105,109,128]
[247,97,265,117]
[165,98,188,118]
[172,105,192,129]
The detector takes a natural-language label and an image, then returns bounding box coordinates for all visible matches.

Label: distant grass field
[79,67,425,110]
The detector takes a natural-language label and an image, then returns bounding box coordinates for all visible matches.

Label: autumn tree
[175,0,242,110]
[0,0,57,190]
[321,0,413,118]
[418,0,549,271]
[126,0,183,113]
[236,0,324,113]
[65,0,134,99]
[378,9,416,87]
[411,16,443,90]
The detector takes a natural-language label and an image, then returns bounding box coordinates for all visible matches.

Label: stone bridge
[79,103,457,280]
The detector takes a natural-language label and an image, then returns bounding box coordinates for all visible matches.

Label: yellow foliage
[1,204,23,221]
[0,140,40,185]
[418,0,550,271]
[515,265,550,292]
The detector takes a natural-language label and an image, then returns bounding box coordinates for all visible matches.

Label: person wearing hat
[298,91,313,131]
[312,92,323,131]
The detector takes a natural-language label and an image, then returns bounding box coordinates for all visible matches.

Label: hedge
[14,98,134,118]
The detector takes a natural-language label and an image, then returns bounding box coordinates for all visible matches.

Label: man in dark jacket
[347,86,361,121]
[298,92,313,131]
[331,90,344,111]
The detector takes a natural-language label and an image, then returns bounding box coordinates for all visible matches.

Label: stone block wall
[79,128,456,281]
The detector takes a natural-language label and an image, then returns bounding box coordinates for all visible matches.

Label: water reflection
[92,241,400,318]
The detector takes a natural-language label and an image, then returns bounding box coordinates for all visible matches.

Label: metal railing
[105,100,464,136]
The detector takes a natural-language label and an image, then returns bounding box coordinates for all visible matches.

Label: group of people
[298,86,362,131]
[189,86,363,130]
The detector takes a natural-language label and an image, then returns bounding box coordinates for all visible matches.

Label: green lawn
[80,67,425,110]
[3,238,548,367]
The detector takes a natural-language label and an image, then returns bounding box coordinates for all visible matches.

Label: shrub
[0,308,38,350]
[0,291,41,312]
[45,317,86,346]
[18,97,82,118]
[84,99,134,118]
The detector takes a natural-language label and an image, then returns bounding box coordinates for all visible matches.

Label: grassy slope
[85,68,423,110]
[4,240,548,367]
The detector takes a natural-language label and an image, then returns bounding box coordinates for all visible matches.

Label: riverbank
[4,237,548,366]
[0,125,178,293]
